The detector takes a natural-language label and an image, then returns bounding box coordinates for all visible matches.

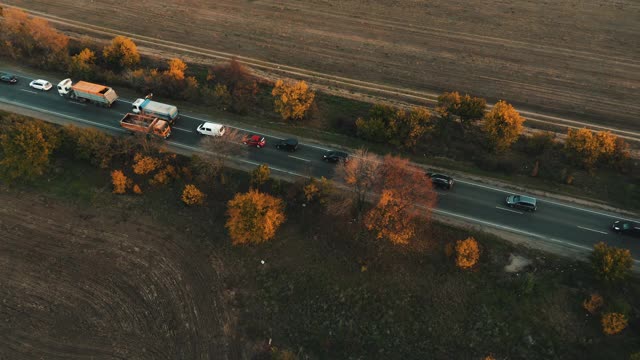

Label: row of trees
[0,8,316,120]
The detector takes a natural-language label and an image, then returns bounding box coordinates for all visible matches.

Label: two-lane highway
[1,71,639,262]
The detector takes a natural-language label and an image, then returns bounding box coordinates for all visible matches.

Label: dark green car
[0,72,18,84]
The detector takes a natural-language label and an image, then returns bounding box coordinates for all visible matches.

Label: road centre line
[495,206,523,214]
[577,226,608,235]
[20,89,39,94]
[288,155,311,162]
[172,126,191,132]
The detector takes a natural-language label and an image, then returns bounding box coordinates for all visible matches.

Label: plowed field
[4,0,640,130]
[0,189,230,359]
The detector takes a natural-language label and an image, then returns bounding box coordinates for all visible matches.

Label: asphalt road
[1,72,639,262]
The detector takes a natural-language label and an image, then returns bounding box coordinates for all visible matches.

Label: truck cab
[57,78,73,96]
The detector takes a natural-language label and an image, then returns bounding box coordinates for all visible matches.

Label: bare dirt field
[0,188,231,359]
[4,0,640,130]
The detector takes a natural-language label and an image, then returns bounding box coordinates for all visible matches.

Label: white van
[196,122,226,137]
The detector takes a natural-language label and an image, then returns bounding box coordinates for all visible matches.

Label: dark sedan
[612,220,640,237]
[0,73,18,84]
[275,138,299,152]
[426,172,454,190]
[323,150,349,163]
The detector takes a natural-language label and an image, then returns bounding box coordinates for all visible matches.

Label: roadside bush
[590,242,632,282]
[0,117,60,183]
[132,153,161,175]
[304,177,333,205]
[523,131,556,157]
[111,170,130,194]
[601,312,628,335]
[583,293,604,315]
[455,237,480,269]
[62,125,114,169]
[181,184,205,206]
[251,164,271,189]
[208,58,259,114]
[356,104,432,150]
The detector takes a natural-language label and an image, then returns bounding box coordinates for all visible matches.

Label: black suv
[612,220,640,237]
[0,73,18,84]
[275,138,299,152]
[426,172,454,190]
[323,150,349,163]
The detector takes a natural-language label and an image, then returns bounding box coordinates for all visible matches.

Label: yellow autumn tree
[583,293,604,315]
[132,153,161,175]
[181,184,205,206]
[601,312,628,335]
[69,48,96,78]
[590,242,632,282]
[0,119,60,183]
[365,189,415,245]
[103,36,140,70]
[482,100,525,153]
[455,237,480,269]
[565,128,618,169]
[111,170,129,194]
[272,79,316,121]
[165,58,187,80]
[226,189,286,245]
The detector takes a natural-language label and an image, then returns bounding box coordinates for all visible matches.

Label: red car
[243,135,266,148]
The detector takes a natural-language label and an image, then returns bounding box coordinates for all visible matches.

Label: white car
[29,79,52,91]
[196,122,226,137]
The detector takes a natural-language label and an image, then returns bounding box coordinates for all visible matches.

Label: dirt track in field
[0,189,231,359]
[4,0,640,131]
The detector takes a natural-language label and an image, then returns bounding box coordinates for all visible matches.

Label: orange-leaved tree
[103,36,140,71]
[132,153,162,175]
[582,293,604,315]
[590,242,632,282]
[226,189,285,245]
[111,170,130,194]
[272,79,316,121]
[181,184,205,206]
[565,128,618,170]
[601,312,627,335]
[455,237,480,269]
[482,100,525,153]
[364,155,437,245]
